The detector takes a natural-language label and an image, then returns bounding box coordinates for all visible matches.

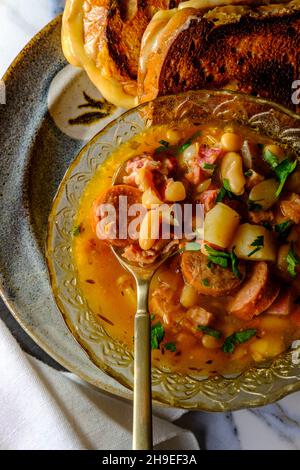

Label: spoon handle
[133,279,153,450]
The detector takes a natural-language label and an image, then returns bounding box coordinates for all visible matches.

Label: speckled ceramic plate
[0,15,133,400]
[2,16,300,411]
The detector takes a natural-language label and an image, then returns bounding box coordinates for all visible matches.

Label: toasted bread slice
[138,1,300,110]
[62,0,182,108]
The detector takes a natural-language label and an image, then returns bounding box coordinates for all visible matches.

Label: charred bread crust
[83,0,183,83]
[138,2,300,111]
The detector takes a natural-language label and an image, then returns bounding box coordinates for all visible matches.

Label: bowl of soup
[46,90,300,411]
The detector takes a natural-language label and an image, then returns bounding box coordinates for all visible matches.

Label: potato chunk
[204,202,240,248]
[230,223,277,261]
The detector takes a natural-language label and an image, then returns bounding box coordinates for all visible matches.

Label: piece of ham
[280,193,300,224]
[197,189,218,213]
[265,290,293,316]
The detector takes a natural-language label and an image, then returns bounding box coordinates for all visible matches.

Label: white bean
[142,187,163,209]
[220,152,246,195]
[249,178,278,210]
[180,284,198,308]
[139,209,160,250]
[165,181,186,202]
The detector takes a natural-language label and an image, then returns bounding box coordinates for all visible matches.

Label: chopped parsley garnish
[263,147,279,169]
[151,322,165,350]
[155,140,170,153]
[244,169,253,177]
[205,245,242,279]
[180,243,242,279]
[286,245,300,278]
[230,247,243,279]
[274,159,297,197]
[205,245,230,268]
[178,142,192,153]
[274,220,293,240]
[72,225,82,236]
[216,179,234,202]
[248,199,263,212]
[247,235,264,257]
[203,163,217,170]
[164,342,177,352]
[178,131,202,153]
[222,329,257,353]
[197,326,222,339]
[150,314,156,321]
[262,146,297,197]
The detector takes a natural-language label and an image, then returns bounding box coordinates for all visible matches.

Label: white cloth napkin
[0,319,199,450]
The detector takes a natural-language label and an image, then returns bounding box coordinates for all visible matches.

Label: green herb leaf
[164,342,177,352]
[216,186,227,203]
[72,225,81,236]
[248,199,263,212]
[178,142,192,153]
[205,244,230,269]
[222,329,257,353]
[223,179,232,192]
[159,140,169,148]
[205,245,242,277]
[244,170,253,177]
[203,163,217,170]
[247,235,264,257]
[230,247,242,279]
[202,278,210,286]
[197,326,222,339]
[150,314,156,321]
[274,220,293,239]
[286,245,300,278]
[216,179,234,202]
[263,147,279,169]
[178,131,202,153]
[151,322,165,350]
[274,159,297,197]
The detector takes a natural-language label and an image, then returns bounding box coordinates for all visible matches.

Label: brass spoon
[111,164,175,450]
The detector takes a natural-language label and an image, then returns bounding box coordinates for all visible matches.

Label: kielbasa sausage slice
[181,251,245,297]
[91,184,142,247]
[228,261,280,320]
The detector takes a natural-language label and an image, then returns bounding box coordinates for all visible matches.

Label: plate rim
[0,14,136,404]
[2,15,300,411]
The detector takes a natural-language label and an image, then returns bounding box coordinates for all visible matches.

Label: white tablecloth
[0,319,199,450]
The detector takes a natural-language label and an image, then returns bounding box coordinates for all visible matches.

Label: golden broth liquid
[72,122,300,375]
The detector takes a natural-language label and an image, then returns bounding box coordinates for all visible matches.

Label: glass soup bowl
[46,90,300,411]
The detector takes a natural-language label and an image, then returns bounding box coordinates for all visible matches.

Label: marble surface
[1,0,300,451]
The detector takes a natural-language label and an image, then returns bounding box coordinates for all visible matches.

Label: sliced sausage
[181,251,245,297]
[91,184,142,247]
[150,285,214,336]
[265,290,292,316]
[228,261,280,320]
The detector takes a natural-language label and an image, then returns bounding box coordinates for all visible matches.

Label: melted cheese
[139,8,202,85]
[62,0,138,109]
[139,9,178,76]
